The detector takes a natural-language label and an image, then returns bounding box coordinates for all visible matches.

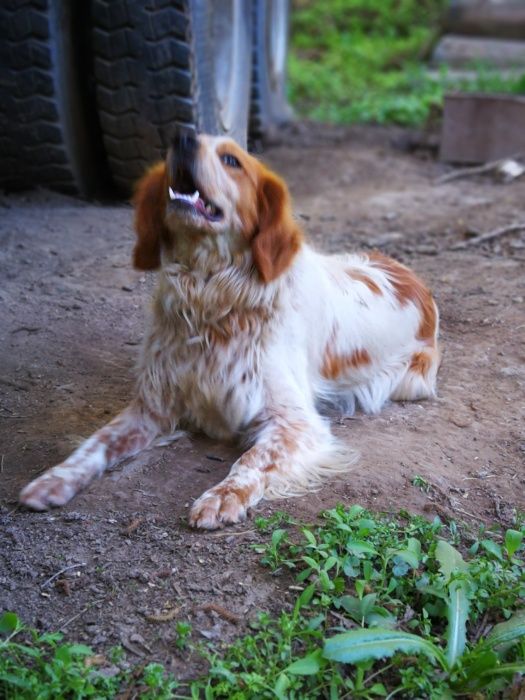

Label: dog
[19,131,440,529]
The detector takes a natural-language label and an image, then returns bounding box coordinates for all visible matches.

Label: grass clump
[194,506,525,698]
[2,506,524,698]
[0,613,178,699]
[289,0,525,126]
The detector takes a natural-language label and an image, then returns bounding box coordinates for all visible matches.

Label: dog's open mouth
[168,186,223,222]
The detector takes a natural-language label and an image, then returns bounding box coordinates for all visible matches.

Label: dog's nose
[171,128,197,159]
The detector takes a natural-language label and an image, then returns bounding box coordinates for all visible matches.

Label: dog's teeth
[168,186,176,200]
[191,190,199,203]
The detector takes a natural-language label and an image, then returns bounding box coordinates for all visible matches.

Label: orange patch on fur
[251,168,303,283]
[346,269,382,295]
[409,351,432,376]
[216,141,258,236]
[133,162,168,270]
[213,483,252,507]
[322,347,372,380]
[369,252,436,342]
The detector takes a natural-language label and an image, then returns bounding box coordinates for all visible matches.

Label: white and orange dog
[20,132,440,529]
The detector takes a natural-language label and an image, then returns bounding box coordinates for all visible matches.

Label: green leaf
[458,650,498,688]
[388,543,420,570]
[285,650,323,675]
[446,580,470,667]
[355,579,366,599]
[302,556,320,570]
[319,569,332,591]
[295,583,316,612]
[271,528,286,548]
[504,529,523,557]
[302,529,316,546]
[480,539,503,561]
[368,683,387,696]
[67,644,93,656]
[363,560,373,581]
[324,555,338,572]
[483,610,525,650]
[274,673,290,699]
[323,628,447,670]
[0,672,33,690]
[348,505,365,518]
[346,540,377,556]
[435,541,467,580]
[0,612,20,635]
[55,645,72,664]
[480,662,525,678]
[407,537,422,557]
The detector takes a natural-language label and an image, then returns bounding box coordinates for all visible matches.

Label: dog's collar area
[168,186,223,221]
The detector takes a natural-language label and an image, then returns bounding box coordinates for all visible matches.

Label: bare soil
[1,123,524,675]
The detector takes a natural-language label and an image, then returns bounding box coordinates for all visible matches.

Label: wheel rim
[211,0,245,134]
[266,0,288,92]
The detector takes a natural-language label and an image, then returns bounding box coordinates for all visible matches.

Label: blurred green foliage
[289,0,525,126]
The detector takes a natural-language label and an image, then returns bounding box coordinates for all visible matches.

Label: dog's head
[133,132,303,282]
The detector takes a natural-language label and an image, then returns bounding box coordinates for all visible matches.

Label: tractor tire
[91,0,252,194]
[0,0,103,196]
[250,0,291,142]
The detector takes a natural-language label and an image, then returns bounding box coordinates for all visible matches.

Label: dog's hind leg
[390,345,441,402]
[19,403,160,510]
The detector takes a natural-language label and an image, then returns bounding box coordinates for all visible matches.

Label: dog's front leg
[189,407,342,529]
[19,403,160,510]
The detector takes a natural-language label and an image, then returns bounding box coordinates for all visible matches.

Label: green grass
[288,0,525,126]
[2,506,524,698]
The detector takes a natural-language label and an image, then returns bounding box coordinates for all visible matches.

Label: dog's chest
[176,319,264,438]
[139,281,271,439]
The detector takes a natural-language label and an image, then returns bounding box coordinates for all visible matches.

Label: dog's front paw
[189,486,249,530]
[19,469,78,511]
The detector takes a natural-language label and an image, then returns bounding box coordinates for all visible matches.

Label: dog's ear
[132,162,168,270]
[252,170,303,283]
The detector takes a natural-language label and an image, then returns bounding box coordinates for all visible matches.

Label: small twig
[453,507,485,523]
[435,154,523,185]
[329,610,354,628]
[11,326,41,334]
[41,562,86,590]
[57,597,105,632]
[471,612,489,645]
[210,528,255,539]
[450,222,525,250]
[58,607,91,632]
[199,602,240,625]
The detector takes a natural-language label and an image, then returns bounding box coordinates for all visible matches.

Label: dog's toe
[189,489,247,530]
[19,473,76,510]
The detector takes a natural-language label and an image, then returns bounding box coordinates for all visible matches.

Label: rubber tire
[91,0,252,194]
[250,0,292,142]
[0,0,103,196]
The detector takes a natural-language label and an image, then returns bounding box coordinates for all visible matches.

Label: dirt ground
[1,123,524,675]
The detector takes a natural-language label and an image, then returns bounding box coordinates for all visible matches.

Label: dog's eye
[220,153,241,168]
